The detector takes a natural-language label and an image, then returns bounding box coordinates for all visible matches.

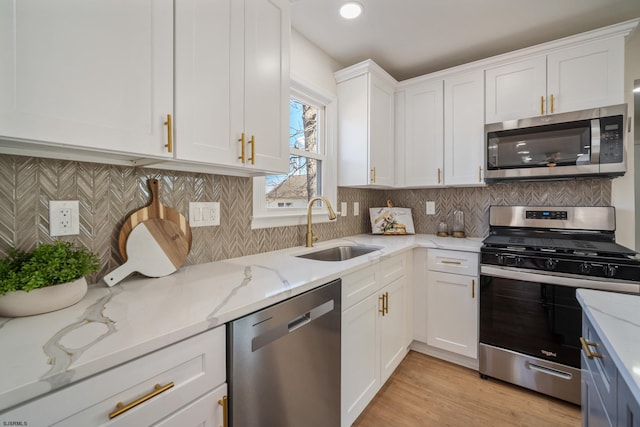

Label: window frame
[251,76,338,229]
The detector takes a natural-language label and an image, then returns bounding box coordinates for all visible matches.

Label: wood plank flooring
[353,351,581,427]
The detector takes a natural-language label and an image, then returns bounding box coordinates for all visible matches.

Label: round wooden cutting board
[118,179,192,261]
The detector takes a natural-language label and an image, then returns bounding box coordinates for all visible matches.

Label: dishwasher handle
[252,299,335,352]
[288,312,311,332]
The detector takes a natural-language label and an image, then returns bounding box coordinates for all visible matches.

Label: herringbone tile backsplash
[0,154,611,284]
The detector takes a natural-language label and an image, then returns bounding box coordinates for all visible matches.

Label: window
[252,78,337,229]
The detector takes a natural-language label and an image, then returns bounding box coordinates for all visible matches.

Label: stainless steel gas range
[479,206,640,405]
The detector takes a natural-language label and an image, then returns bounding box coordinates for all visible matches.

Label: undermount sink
[296,245,381,262]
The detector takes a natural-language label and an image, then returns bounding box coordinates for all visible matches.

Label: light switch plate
[353,202,360,216]
[426,201,436,215]
[49,200,80,236]
[340,202,347,217]
[189,202,220,227]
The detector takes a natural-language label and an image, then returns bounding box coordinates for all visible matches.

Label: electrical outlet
[190,202,220,227]
[340,202,347,217]
[426,201,436,215]
[49,200,80,236]
[353,202,360,216]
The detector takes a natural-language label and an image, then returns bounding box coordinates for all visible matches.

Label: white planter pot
[0,277,88,317]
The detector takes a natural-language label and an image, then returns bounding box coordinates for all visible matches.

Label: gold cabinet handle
[441,260,462,265]
[379,293,385,316]
[384,292,389,314]
[164,114,173,153]
[370,167,376,183]
[541,96,545,115]
[478,165,482,182]
[109,382,174,419]
[472,279,475,299]
[580,337,602,360]
[437,168,441,184]
[218,395,228,427]
[238,133,245,163]
[550,93,554,113]
[248,135,255,165]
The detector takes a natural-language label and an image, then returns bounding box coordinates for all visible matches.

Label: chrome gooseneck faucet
[306,196,337,247]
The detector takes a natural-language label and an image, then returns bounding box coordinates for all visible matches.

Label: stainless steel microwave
[485,104,627,182]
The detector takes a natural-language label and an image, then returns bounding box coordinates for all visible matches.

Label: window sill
[251,212,337,229]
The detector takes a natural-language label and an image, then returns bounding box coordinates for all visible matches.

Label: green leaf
[0,241,100,295]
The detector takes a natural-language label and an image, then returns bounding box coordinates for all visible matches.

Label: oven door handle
[480,265,640,294]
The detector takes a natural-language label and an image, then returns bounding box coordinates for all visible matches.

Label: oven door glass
[479,275,581,368]
[487,120,591,170]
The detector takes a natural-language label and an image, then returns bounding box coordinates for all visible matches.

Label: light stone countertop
[576,289,640,404]
[0,233,483,412]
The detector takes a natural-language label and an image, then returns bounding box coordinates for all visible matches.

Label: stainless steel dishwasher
[228,279,341,427]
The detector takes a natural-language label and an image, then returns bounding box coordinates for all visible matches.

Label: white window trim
[252,75,338,229]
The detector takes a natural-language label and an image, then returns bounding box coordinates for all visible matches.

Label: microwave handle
[590,119,600,164]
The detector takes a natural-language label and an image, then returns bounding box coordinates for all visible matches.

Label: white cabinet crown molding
[335,59,398,87]
[397,18,639,88]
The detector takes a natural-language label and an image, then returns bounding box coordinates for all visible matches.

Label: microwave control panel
[600,115,624,164]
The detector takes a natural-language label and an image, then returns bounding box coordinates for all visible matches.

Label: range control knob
[496,254,506,265]
[514,256,524,268]
[603,264,617,278]
[579,263,592,274]
[544,259,558,271]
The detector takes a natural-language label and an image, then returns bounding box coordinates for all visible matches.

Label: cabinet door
[547,38,624,114]
[174,0,239,166]
[485,56,546,123]
[0,0,173,158]
[427,271,478,359]
[337,73,369,186]
[444,70,484,186]
[582,353,613,427]
[242,0,290,173]
[402,79,444,186]
[379,276,408,382]
[618,375,640,427]
[153,385,227,427]
[369,73,395,186]
[341,293,380,427]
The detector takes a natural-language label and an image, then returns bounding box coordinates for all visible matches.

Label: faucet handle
[312,233,318,242]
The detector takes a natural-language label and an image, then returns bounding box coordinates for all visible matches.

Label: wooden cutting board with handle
[118,179,192,261]
[104,219,189,286]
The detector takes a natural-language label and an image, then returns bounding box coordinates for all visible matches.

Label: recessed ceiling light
[340,2,363,19]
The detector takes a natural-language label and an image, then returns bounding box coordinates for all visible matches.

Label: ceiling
[290,0,640,81]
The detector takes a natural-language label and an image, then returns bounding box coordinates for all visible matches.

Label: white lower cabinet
[2,326,227,427]
[426,270,478,359]
[414,249,479,364]
[426,249,479,360]
[153,384,227,427]
[341,252,411,426]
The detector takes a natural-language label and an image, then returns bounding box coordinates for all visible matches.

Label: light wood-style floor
[353,351,581,427]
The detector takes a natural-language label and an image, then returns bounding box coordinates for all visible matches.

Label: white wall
[614,27,640,250]
[290,28,343,95]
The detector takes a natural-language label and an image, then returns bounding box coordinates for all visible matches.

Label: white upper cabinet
[170,0,290,173]
[336,60,396,187]
[174,0,237,165]
[444,70,485,186]
[546,38,623,115]
[485,56,546,123]
[0,0,174,158]
[485,33,626,124]
[241,0,290,173]
[1,0,289,175]
[398,79,444,187]
[396,69,484,187]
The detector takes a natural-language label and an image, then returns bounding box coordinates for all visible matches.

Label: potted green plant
[0,241,100,317]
